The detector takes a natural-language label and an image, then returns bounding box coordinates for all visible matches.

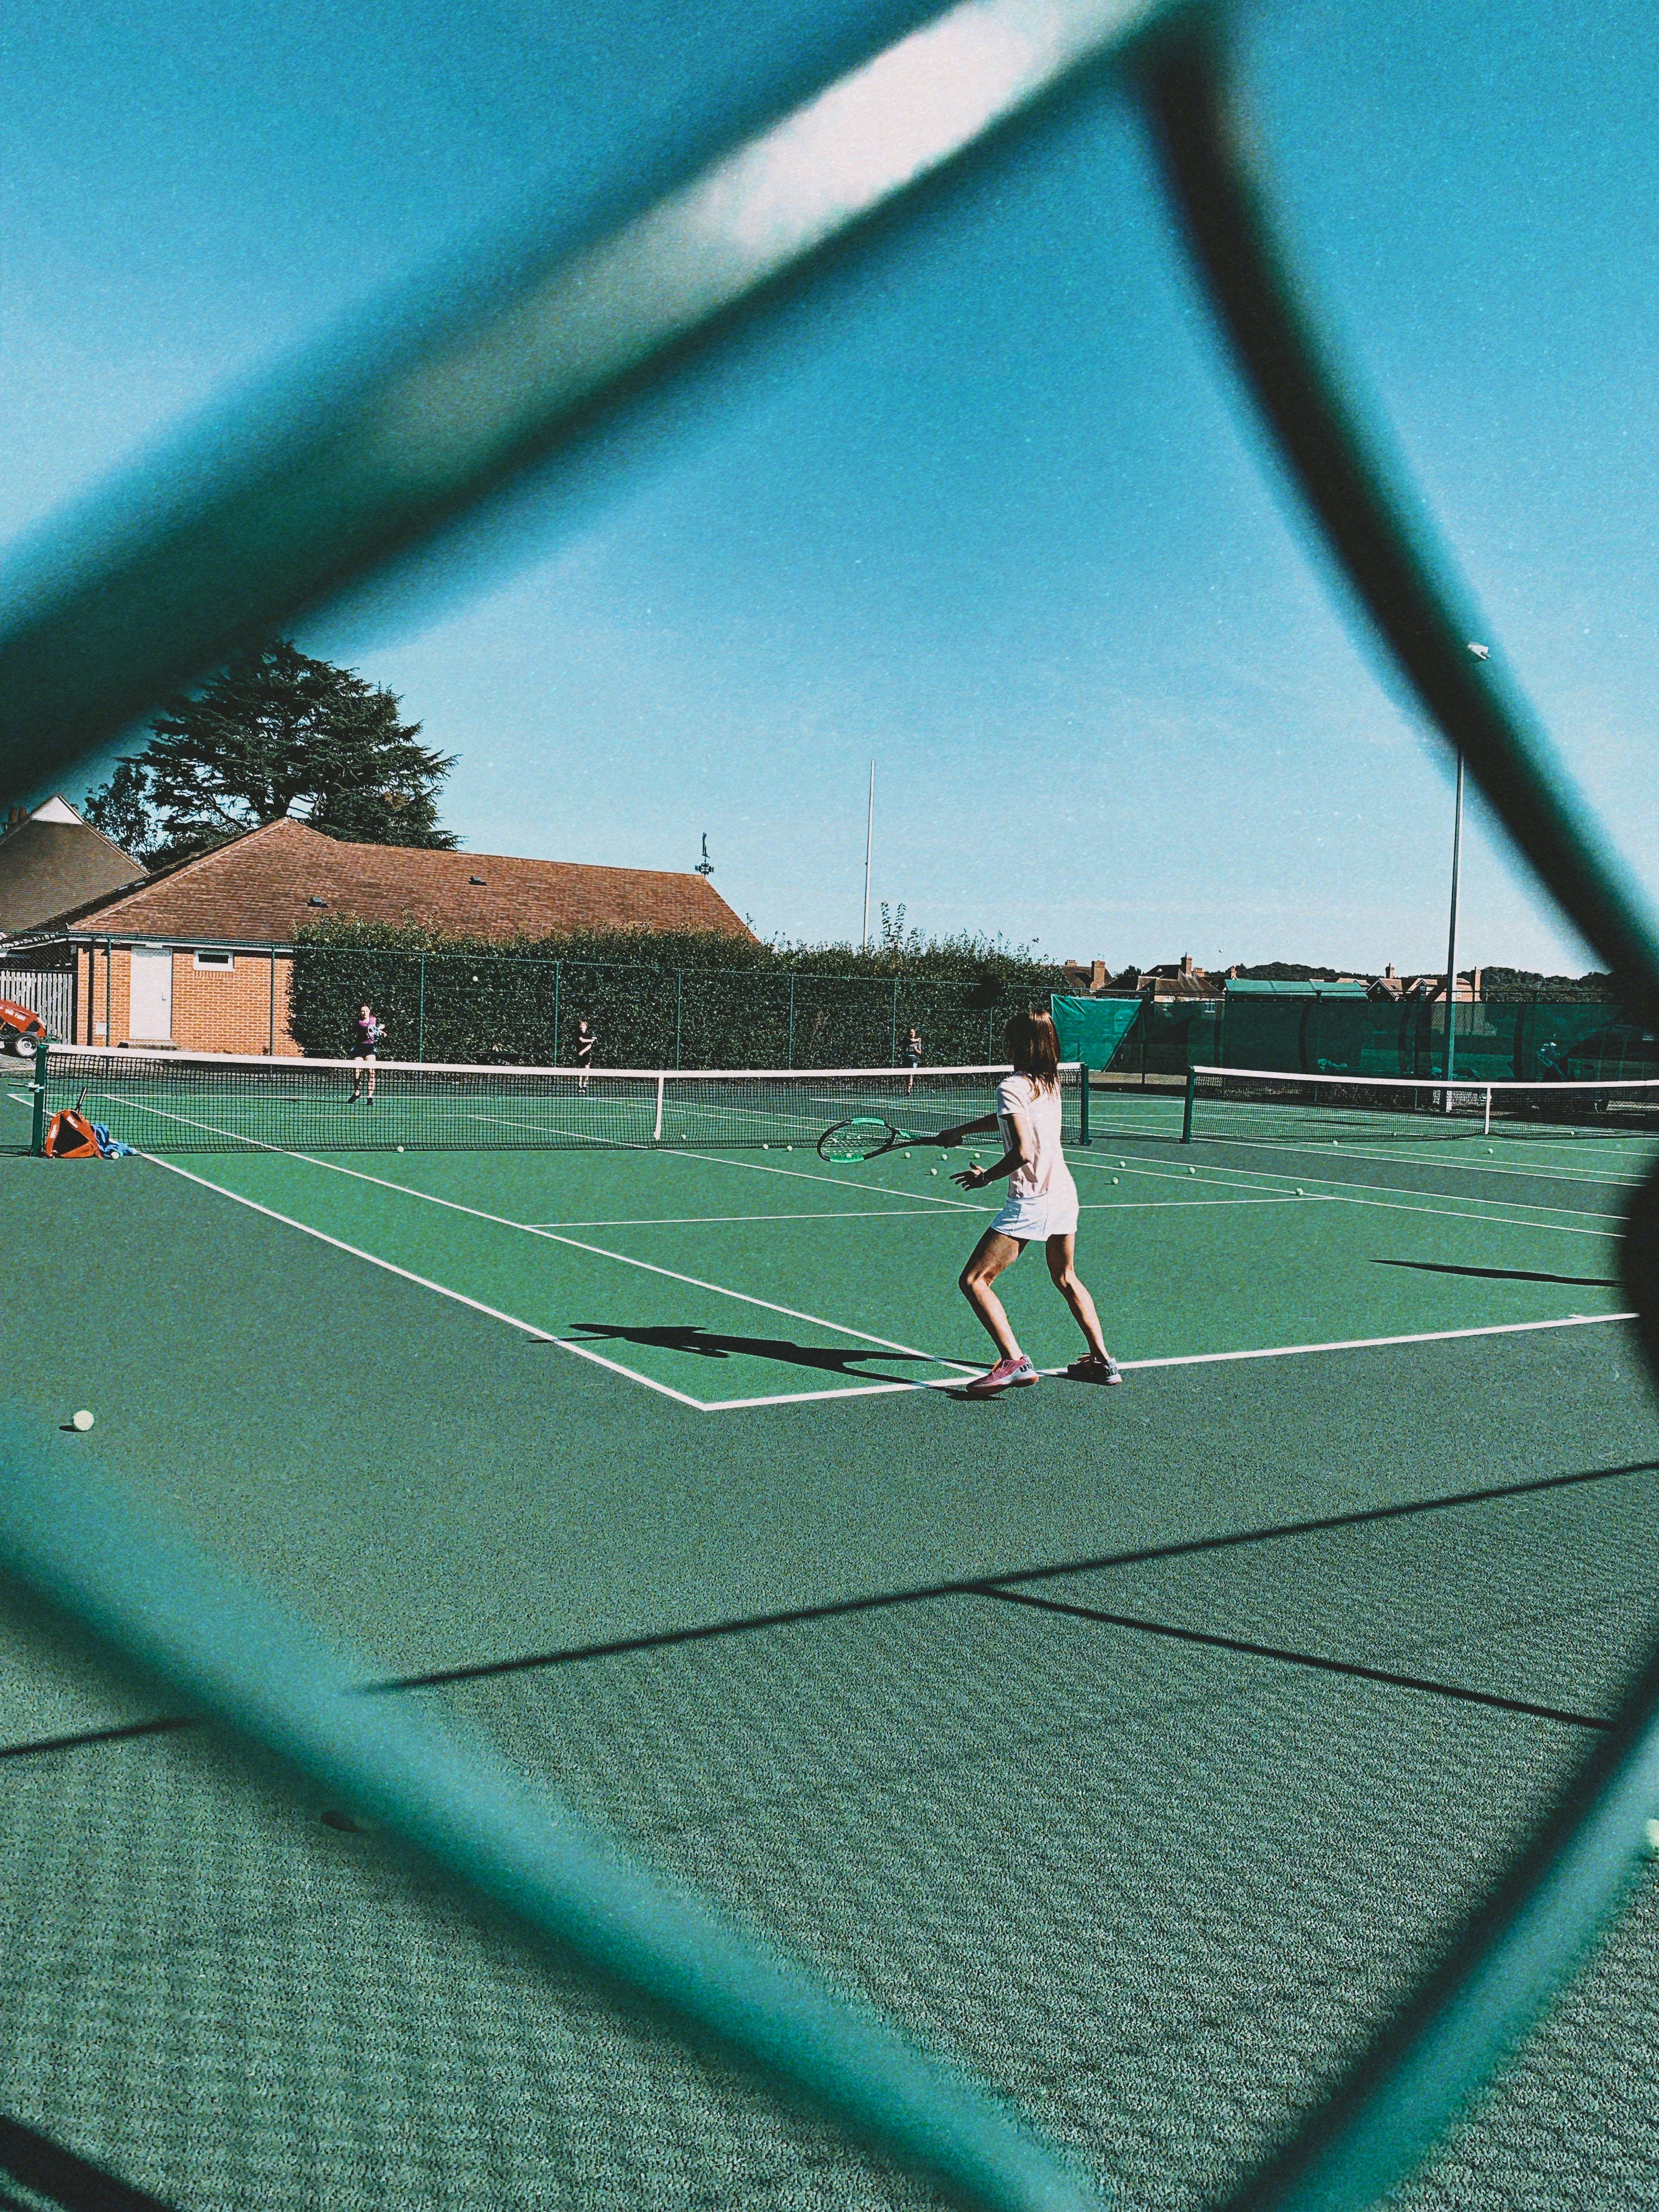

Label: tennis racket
[817,1115,939,1163]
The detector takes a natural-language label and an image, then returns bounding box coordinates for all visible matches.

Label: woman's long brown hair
[1002,1009,1060,1092]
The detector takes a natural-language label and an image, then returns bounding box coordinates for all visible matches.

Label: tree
[81,757,163,863]
[83,641,459,867]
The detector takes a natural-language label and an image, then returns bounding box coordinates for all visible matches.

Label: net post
[30,1039,48,1156]
[1078,1062,1091,1146]
[1181,1064,1197,1144]
[653,1073,665,1144]
[417,953,427,1063]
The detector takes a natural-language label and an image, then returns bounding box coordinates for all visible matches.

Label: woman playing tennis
[938,1009,1121,1394]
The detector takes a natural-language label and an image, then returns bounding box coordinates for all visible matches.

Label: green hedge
[289,924,1069,1069]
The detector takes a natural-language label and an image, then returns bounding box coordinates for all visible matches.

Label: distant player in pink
[348,1005,382,1103]
[937,1008,1120,1395]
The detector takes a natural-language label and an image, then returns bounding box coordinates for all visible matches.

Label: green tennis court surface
[3,1094,1659,2208]
[81,1129,1642,1409]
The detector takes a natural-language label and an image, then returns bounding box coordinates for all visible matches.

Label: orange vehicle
[0,998,46,1058]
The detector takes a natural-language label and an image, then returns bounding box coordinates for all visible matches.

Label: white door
[128,949,174,1041]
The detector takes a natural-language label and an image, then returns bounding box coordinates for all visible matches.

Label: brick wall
[171,950,298,1055]
[69,945,298,1054]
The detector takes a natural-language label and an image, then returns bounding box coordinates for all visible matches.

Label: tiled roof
[29,817,756,944]
[0,815,146,937]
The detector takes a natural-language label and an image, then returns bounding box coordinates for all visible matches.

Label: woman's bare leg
[959,1229,1025,1361]
[1045,1234,1109,1360]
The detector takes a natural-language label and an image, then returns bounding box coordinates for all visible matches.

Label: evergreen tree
[83,642,458,866]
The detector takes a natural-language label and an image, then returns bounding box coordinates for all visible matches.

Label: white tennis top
[995,1074,1074,1201]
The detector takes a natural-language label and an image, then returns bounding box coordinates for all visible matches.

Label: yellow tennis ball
[71,1410,94,1432]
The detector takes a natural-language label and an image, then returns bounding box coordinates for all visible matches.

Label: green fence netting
[291,947,1028,1068]
[1215,995,1659,1082]
[8,1,1659,2208]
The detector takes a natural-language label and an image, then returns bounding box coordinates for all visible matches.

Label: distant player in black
[902,1025,924,1095]
[574,1016,596,1093]
[349,1004,382,1102]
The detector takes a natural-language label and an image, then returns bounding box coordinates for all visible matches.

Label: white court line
[525,1207,978,1229]
[1114,1311,1636,1372]
[524,1194,1308,1229]
[1066,1149,1624,1235]
[667,1144,983,1210]
[698,1310,1640,1407]
[1182,1126,1653,1192]
[1114,1147,1634,1222]
[137,1153,708,1411]
[188,1143,981,1385]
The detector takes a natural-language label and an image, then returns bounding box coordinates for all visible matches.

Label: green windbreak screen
[1049,994,1143,1065]
[1217,995,1658,1081]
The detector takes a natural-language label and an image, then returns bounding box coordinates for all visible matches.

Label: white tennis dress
[989,1073,1079,1240]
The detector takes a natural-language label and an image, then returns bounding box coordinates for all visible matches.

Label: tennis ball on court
[903,1149,911,1158]
[71,1410,94,1433]
[1188,1166,1195,1175]
[929,1167,939,1176]
[1295,1187,1305,1196]
[1111,1176,1119,1185]
[786,1144,794,1152]
[396,1145,405,1153]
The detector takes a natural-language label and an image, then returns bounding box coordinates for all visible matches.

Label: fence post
[889,979,900,1065]
[674,972,683,1071]
[31,1037,48,1156]
[1181,1065,1198,1143]
[787,975,795,1069]
[268,946,277,1056]
[551,962,561,1065]
[415,954,426,1063]
[986,1006,994,1062]
[1079,1062,1091,1147]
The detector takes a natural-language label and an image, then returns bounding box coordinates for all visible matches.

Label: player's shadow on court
[1373,1259,1623,1290]
[567,1321,938,1379]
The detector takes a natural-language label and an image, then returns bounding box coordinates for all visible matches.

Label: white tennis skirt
[989,1178,1080,1242]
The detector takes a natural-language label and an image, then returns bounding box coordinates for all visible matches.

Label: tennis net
[1183,1062,1659,1147]
[29,1046,1083,1156]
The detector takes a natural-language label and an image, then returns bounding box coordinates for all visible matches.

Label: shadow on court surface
[566,1320,940,1377]
[1373,1260,1624,1290]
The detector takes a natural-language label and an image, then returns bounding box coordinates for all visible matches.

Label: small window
[193,951,235,972]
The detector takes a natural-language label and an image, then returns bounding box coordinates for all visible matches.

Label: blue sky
[3,0,1656,972]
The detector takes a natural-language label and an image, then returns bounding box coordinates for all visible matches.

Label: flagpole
[861,760,874,951]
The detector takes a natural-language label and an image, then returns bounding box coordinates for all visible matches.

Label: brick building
[23,817,754,1054]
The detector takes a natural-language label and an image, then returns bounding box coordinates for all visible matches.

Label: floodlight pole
[1443,748,1465,1093]
[861,759,874,951]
